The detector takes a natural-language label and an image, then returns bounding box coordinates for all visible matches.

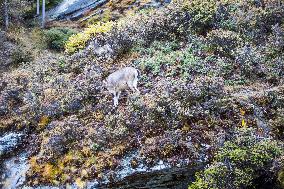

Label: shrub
[44,28,77,51]
[234,45,266,79]
[233,0,284,42]
[39,116,86,160]
[65,21,114,54]
[11,46,33,65]
[266,24,284,59]
[206,29,243,58]
[181,0,218,34]
[78,2,192,59]
[189,128,284,189]
[278,161,284,189]
[270,110,284,140]
[135,41,204,78]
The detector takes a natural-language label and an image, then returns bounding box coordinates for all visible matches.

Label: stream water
[0,133,27,189]
[47,0,107,20]
[46,0,171,21]
[0,133,24,157]
[1,152,29,189]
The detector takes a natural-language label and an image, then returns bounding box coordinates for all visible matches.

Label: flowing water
[0,133,24,157]
[1,152,29,189]
[0,133,26,189]
[47,0,107,20]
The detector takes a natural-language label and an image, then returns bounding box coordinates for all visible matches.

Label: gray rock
[101,165,203,189]
[0,133,24,158]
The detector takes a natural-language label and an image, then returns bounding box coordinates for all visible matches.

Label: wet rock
[140,0,163,9]
[0,133,25,158]
[69,0,108,21]
[0,152,29,189]
[102,165,203,189]
[47,0,108,21]
[47,0,171,21]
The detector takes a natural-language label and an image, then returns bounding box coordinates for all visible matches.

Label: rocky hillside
[0,0,284,188]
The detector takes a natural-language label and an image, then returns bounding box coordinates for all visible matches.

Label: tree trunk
[37,0,40,15]
[42,0,45,28]
[4,0,9,30]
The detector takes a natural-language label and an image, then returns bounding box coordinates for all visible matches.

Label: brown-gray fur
[103,67,140,106]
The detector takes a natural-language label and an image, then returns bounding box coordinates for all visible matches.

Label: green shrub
[45,0,64,8]
[44,28,77,51]
[22,9,36,20]
[278,167,284,188]
[189,128,284,189]
[135,41,204,78]
[181,0,218,34]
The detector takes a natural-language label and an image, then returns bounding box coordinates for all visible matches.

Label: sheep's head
[102,79,115,94]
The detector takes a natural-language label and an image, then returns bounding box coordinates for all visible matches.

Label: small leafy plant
[189,128,284,189]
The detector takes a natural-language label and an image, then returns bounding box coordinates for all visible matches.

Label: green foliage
[45,0,64,8]
[234,45,266,79]
[22,8,36,20]
[92,143,101,152]
[83,9,112,27]
[181,0,218,34]
[43,28,77,51]
[278,168,284,188]
[189,128,284,189]
[135,40,208,78]
[234,0,284,42]
[213,57,234,79]
[266,24,284,59]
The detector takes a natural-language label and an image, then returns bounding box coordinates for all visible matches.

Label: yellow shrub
[38,116,50,130]
[65,21,114,54]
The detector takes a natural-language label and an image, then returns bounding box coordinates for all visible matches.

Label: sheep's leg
[113,92,118,107]
[117,91,121,99]
[113,91,121,107]
[132,78,140,94]
[113,97,117,107]
[113,97,118,107]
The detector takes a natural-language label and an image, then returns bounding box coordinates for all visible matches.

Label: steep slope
[0,0,284,188]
